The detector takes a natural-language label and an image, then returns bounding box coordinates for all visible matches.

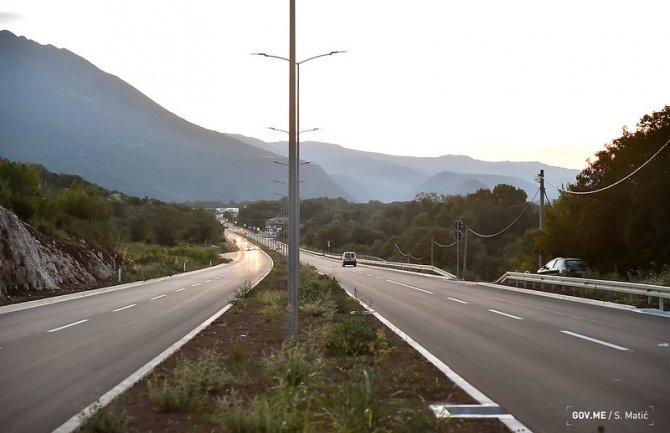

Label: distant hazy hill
[238,137,580,201]
[411,171,539,198]
[0,31,350,203]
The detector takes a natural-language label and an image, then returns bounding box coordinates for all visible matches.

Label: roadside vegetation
[0,158,232,287]
[81,247,506,433]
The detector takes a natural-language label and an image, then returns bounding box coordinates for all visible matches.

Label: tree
[541,105,670,274]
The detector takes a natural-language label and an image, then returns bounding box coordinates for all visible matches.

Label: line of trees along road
[240,186,539,281]
[239,106,670,283]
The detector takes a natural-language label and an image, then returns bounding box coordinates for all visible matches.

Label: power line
[394,243,423,261]
[468,189,540,239]
[433,239,456,248]
[542,137,670,195]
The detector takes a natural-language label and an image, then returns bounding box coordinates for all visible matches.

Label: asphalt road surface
[300,252,670,433]
[0,233,272,433]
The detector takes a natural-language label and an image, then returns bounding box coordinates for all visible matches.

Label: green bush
[324,317,389,357]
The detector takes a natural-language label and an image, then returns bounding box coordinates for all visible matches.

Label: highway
[300,252,670,433]
[0,233,272,433]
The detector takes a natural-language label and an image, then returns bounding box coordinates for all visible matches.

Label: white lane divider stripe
[47,319,90,333]
[205,280,212,283]
[488,309,523,320]
[192,283,201,287]
[113,304,137,312]
[175,287,186,292]
[386,279,434,294]
[447,297,469,304]
[150,294,166,300]
[560,330,630,351]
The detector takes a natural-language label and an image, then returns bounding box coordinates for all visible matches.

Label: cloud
[0,12,21,24]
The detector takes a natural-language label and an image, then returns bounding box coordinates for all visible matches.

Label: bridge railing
[496,271,669,310]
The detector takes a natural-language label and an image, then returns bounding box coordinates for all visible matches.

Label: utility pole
[455,220,461,279]
[430,236,434,267]
[463,225,468,280]
[539,169,545,268]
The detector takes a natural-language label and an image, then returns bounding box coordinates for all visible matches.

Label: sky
[2,0,670,169]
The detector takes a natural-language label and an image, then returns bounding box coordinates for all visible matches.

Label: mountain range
[0,30,579,203]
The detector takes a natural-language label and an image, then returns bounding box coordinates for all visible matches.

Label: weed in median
[231,281,254,308]
[262,342,323,389]
[80,400,129,433]
[324,316,391,358]
[147,350,233,413]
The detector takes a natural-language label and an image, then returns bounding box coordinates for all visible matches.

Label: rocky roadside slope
[0,205,120,301]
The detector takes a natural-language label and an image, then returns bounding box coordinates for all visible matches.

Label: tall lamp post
[252,49,344,339]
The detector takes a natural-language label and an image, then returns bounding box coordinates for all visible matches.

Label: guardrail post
[660,297,665,311]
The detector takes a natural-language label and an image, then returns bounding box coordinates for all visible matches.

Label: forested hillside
[0,158,229,296]
[239,185,539,281]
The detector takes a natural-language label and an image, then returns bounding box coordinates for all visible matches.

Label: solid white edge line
[112,304,137,313]
[0,261,234,316]
[386,279,434,294]
[47,319,90,333]
[488,309,524,320]
[560,330,630,351]
[344,290,533,432]
[345,290,494,405]
[53,247,274,433]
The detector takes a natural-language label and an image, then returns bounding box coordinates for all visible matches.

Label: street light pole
[253,43,344,340]
[287,0,298,339]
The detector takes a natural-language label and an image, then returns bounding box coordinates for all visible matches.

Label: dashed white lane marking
[365,274,374,277]
[47,319,90,333]
[375,276,383,280]
[386,279,434,294]
[448,297,469,304]
[204,280,212,283]
[150,294,166,300]
[175,288,186,292]
[113,304,137,312]
[560,330,630,351]
[488,309,523,320]
[192,283,201,287]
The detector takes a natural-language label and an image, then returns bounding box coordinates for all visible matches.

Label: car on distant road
[537,257,587,277]
[342,251,357,267]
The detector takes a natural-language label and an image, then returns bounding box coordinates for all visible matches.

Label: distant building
[266,216,288,235]
[216,207,239,216]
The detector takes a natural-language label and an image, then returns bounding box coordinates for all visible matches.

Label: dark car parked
[538,257,587,277]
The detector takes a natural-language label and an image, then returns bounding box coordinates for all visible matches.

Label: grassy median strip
[81,249,506,433]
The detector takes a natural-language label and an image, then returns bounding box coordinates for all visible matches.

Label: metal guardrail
[496,271,669,310]
[235,228,458,280]
[302,249,458,279]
